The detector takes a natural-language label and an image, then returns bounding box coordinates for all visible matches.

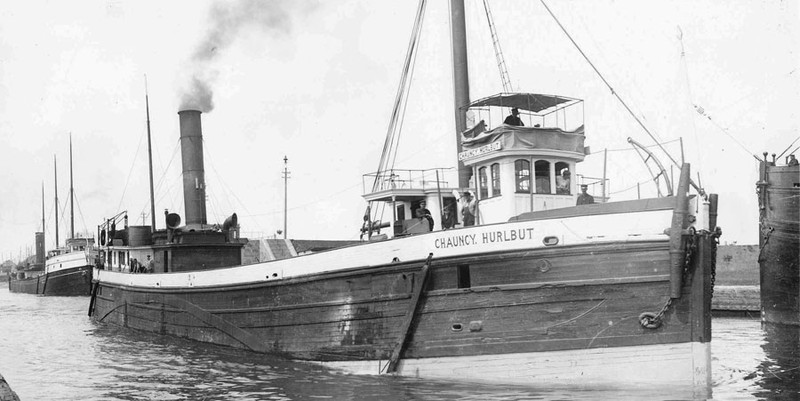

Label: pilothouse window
[478,167,488,199]
[556,162,571,195]
[515,159,531,193]
[491,163,501,196]
[534,160,551,194]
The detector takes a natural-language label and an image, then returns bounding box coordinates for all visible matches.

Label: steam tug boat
[90,1,719,392]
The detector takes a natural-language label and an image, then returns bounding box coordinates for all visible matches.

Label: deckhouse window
[515,159,531,193]
[556,161,571,195]
[491,163,501,196]
[478,167,488,199]
[534,160,551,194]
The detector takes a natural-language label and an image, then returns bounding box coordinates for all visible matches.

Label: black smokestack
[178,110,207,227]
[35,232,44,265]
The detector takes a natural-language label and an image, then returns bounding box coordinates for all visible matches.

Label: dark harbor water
[1,288,797,401]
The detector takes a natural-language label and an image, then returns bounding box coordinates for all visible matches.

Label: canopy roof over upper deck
[465,93,581,114]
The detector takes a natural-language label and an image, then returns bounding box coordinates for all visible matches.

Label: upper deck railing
[363,168,459,195]
[465,93,584,132]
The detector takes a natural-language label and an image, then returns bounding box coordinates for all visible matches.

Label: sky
[0,0,797,261]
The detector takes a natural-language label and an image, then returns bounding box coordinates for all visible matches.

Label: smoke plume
[179,0,313,112]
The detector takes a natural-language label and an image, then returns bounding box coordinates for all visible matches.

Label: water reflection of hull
[757,161,800,325]
[755,323,800,399]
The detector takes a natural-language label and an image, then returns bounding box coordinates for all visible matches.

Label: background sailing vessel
[90,0,718,392]
[8,137,94,296]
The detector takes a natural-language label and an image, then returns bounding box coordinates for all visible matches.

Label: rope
[115,127,146,213]
[366,0,427,226]
[777,135,800,159]
[539,0,680,171]
[693,104,761,162]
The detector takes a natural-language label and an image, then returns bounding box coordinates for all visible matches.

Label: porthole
[451,323,463,332]
[535,259,552,273]
[543,236,559,246]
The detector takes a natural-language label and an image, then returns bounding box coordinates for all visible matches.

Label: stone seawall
[713,245,760,312]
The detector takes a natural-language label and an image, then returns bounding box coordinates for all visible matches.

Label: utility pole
[282,156,290,239]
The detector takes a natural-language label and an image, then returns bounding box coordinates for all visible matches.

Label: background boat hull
[8,265,92,296]
[759,163,800,325]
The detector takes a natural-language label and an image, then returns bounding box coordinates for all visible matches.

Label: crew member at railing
[504,108,524,126]
[145,255,154,274]
[576,184,595,205]
[415,201,434,231]
[556,169,571,195]
[461,192,476,226]
[442,207,456,230]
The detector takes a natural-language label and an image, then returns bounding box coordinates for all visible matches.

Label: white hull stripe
[96,209,673,289]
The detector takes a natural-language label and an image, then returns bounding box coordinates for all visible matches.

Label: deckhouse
[362,92,592,238]
[459,93,588,224]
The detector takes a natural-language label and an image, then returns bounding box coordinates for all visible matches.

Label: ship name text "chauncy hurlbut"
[457,141,502,161]
[433,227,536,249]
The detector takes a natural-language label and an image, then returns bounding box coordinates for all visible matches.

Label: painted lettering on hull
[434,228,535,249]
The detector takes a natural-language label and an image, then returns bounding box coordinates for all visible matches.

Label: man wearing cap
[576,184,595,205]
[503,107,524,126]
[415,200,434,231]
[461,192,476,226]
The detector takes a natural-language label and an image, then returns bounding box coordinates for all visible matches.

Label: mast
[450,0,471,188]
[54,155,59,248]
[282,156,290,239]
[41,183,45,238]
[69,133,74,239]
[145,76,157,230]
[41,182,45,258]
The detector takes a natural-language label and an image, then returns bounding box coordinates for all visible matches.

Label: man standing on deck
[504,108,524,126]
[461,192,476,226]
[576,184,595,205]
[415,200,434,231]
[145,255,154,273]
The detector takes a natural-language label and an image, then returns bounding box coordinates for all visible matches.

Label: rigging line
[244,180,365,218]
[201,140,236,213]
[72,191,89,235]
[777,135,800,159]
[387,1,427,176]
[151,138,181,210]
[608,179,652,196]
[538,0,680,170]
[676,26,703,176]
[200,139,262,233]
[694,105,761,162]
[601,137,682,153]
[115,128,146,213]
[373,0,427,192]
[483,0,513,91]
